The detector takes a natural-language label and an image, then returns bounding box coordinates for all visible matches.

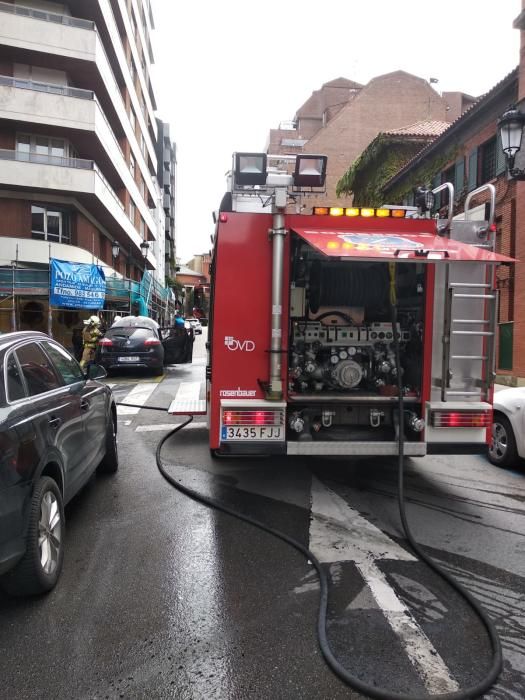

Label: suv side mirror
[86,363,107,380]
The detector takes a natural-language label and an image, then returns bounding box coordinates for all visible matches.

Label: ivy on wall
[336,137,427,206]
[384,146,460,202]
[337,134,460,206]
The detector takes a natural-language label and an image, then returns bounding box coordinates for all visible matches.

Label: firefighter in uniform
[80,315,102,369]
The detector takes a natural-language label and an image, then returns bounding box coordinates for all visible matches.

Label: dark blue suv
[0,332,117,596]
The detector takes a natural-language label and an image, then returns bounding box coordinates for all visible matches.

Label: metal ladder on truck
[439,183,498,403]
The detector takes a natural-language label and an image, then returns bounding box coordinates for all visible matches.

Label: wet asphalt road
[1,331,525,699]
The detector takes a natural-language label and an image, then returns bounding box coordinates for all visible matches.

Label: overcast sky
[151,1,520,264]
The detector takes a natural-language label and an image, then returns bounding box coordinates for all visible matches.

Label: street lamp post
[497,105,525,179]
[140,240,150,265]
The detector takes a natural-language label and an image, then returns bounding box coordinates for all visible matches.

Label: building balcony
[0,75,156,234]
[0,1,94,30]
[0,149,156,269]
[0,1,158,202]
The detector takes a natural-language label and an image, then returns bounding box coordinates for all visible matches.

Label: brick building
[266,77,362,155]
[266,71,475,208]
[176,264,207,316]
[336,120,451,205]
[185,252,211,315]
[376,68,521,381]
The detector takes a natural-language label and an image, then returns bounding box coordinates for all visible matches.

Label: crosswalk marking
[116,382,159,415]
[135,422,207,432]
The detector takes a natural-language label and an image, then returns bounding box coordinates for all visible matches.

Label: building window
[140,132,147,157]
[139,176,145,200]
[129,199,136,225]
[480,137,497,183]
[130,107,136,133]
[31,205,70,243]
[16,133,30,156]
[17,133,74,163]
[130,153,135,179]
[139,218,145,239]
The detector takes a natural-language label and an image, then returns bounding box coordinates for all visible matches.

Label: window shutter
[432,174,441,210]
[468,148,478,191]
[454,157,465,195]
[496,138,506,176]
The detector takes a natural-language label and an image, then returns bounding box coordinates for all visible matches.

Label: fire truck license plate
[221,426,283,440]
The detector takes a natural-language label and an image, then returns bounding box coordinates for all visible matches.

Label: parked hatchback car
[0,331,117,596]
[489,387,525,468]
[96,315,194,374]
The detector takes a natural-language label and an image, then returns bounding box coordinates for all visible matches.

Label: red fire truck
[200,152,513,457]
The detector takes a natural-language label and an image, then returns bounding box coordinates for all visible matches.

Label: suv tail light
[99,338,113,347]
[144,338,161,346]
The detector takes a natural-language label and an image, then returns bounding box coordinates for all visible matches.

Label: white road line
[309,477,459,695]
[135,422,207,432]
[117,382,158,415]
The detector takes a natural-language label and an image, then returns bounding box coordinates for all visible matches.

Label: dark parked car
[96,315,193,375]
[0,331,117,596]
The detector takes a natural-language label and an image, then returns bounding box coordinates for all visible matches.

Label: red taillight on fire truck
[255,411,266,425]
[99,338,113,347]
[431,411,492,428]
[222,410,284,426]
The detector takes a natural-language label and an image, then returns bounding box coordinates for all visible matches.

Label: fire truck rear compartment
[287,240,425,444]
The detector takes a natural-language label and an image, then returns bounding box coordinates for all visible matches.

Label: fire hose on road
[117,266,502,698]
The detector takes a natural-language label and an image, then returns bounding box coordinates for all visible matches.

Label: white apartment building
[0,0,172,340]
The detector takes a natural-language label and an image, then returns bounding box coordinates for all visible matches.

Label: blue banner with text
[50,259,106,309]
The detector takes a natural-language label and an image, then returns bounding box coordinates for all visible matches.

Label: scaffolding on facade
[0,265,175,334]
